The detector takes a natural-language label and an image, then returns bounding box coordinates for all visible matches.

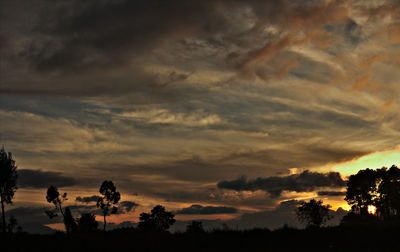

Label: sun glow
[333,148,400,176]
[368,205,376,215]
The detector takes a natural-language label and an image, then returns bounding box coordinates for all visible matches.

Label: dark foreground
[2,224,400,252]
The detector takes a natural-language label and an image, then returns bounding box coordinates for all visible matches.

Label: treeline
[43,181,176,234]
[295,165,400,229]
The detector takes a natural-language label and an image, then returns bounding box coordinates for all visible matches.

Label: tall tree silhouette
[96,180,120,231]
[296,199,332,228]
[345,168,378,216]
[138,205,175,232]
[0,147,18,232]
[45,185,73,233]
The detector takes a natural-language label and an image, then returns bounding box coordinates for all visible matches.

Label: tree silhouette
[186,220,204,233]
[345,168,378,216]
[77,213,98,232]
[138,205,175,232]
[0,147,18,233]
[375,165,400,219]
[344,166,400,219]
[7,215,18,233]
[64,207,77,233]
[296,199,332,228]
[45,185,72,233]
[96,180,120,231]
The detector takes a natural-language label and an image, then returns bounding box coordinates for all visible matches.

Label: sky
[1,0,400,233]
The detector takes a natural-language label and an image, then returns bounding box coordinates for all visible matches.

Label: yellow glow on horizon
[332,148,400,176]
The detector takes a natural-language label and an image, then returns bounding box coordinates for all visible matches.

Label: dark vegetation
[1,146,400,251]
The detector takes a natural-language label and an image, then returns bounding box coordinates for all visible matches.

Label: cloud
[227,199,347,230]
[1,0,400,224]
[219,145,370,170]
[2,0,350,76]
[170,199,349,232]
[20,0,232,73]
[317,191,347,197]
[5,207,59,234]
[75,195,101,203]
[217,170,346,197]
[67,204,99,215]
[73,198,138,214]
[18,169,78,188]
[119,201,140,213]
[119,109,222,127]
[176,204,238,215]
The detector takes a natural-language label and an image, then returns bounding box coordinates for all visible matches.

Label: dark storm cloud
[1,0,350,74]
[24,0,232,73]
[75,195,101,203]
[18,169,78,188]
[217,170,346,197]
[317,191,346,197]
[0,0,360,104]
[176,204,238,215]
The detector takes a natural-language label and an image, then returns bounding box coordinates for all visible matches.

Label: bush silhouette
[186,221,205,233]
[138,205,175,232]
[77,213,98,232]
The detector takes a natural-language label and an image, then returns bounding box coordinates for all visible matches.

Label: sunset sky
[1,0,399,233]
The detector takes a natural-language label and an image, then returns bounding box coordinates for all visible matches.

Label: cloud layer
[1,0,400,231]
[176,204,238,215]
[218,170,346,197]
[18,169,78,188]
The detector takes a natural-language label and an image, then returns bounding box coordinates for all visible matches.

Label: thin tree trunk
[58,204,69,235]
[103,214,106,231]
[1,199,5,233]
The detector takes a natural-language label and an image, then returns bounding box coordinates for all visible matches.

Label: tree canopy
[45,186,73,233]
[296,199,332,228]
[97,180,121,231]
[345,166,400,219]
[138,205,175,232]
[0,147,18,232]
[77,213,98,233]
